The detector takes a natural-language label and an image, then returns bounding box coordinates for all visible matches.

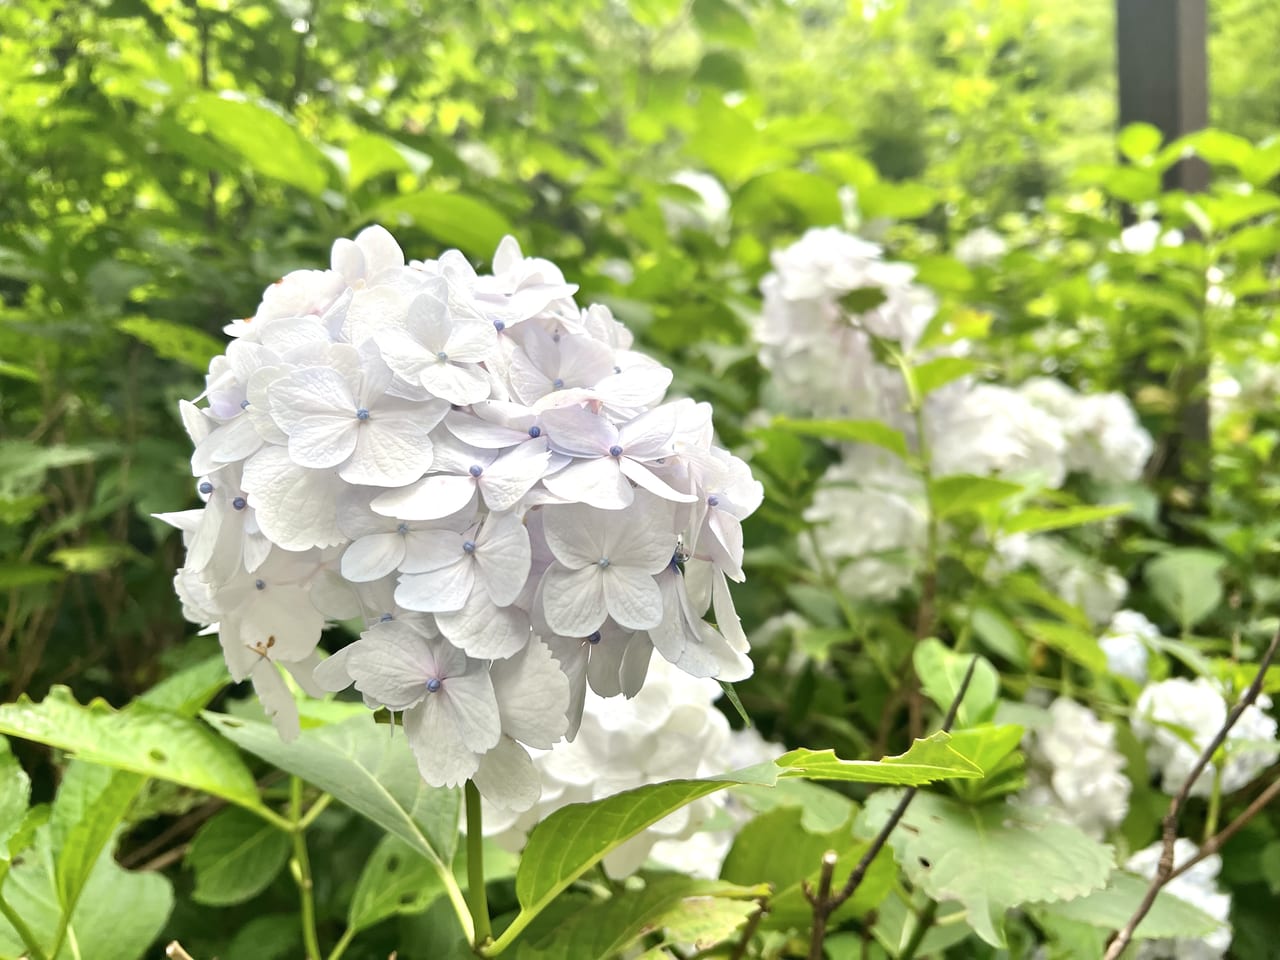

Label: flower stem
[289,777,323,960]
[0,891,48,960]
[465,780,493,948]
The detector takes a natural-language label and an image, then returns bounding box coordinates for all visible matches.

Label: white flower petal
[472,737,541,812]
[340,414,435,487]
[404,699,482,788]
[251,660,300,742]
[478,443,550,512]
[372,475,477,522]
[437,592,531,660]
[242,446,344,550]
[395,560,475,612]
[341,532,407,582]
[475,513,532,606]
[490,637,569,747]
[603,567,663,630]
[619,456,697,504]
[540,563,607,637]
[542,502,608,568]
[290,415,360,469]
[540,405,616,458]
[542,457,632,510]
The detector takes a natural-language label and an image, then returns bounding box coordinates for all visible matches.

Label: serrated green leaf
[1035,871,1222,940]
[346,131,432,190]
[373,192,515,258]
[930,474,1023,519]
[730,779,856,834]
[518,874,765,958]
[773,416,908,459]
[116,316,223,372]
[1118,123,1163,162]
[913,640,998,727]
[186,92,333,195]
[1145,549,1226,631]
[856,791,1113,947]
[1002,503,1131,535]
[0,739,29,854]
[138,655,231,717]
[513,765,778,925]
[775,732,983,784]
[186,807,291,906]
[721,807,892,930]
[205,712,459,872]
[51,763,146,917]
[1021,618,1107,673]
[0,688,261,810]
[912,356,980,396]
[349,836,448,932]
[970,605,1028,666]
[0,825,173,960]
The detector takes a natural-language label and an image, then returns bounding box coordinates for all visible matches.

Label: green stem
[290,777,323,960]
[326,927,356,960]
[298,793,334,832]
[897,898,938,960]
[466,780,493,948]
[1204,764,1224,841]
[0,891,49,960]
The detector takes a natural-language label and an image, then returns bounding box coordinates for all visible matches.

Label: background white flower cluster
[1127,839,1233,959]
[759,227,1153,605]
[483,655,778,876]
[161,226,763,808]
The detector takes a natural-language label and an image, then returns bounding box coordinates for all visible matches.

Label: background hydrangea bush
[3,1,1280,959]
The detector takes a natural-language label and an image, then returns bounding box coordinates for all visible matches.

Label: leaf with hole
[775,732,983,785]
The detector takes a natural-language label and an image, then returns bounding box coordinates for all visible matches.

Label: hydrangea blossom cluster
[760,228,1151,604]
[1018,697,1130,839]
[161,226,761,807]
[482,656,778,878]
[1126,839,1232,959]
[1100,609,1159,683]
[1133,677,1278,797]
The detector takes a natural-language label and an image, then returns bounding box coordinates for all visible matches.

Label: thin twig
[1103,628,1280,960]
[1168,770,1280,883]
[728,898,768,960]
[166,943,196,960]
[805,851,838,960]
[803,656,980,957]
[137,843,190,873]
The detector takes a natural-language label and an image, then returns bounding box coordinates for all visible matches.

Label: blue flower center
[379,612,394,622]
[493,319,505,331]
[254,579,266,591]
[198,481,213,495]
[463,540,477,554]
[707,494,720,507]
[608,445,623,458]
[552,377,564,389]
[426,677,442,693]
[356,408,370,421]
[232,496,247,510]
[397,522,410,535]
[597,557,610,568]
[240,399,250,409]
[588,631,602,645]
[436,351,449,362]
[527,425,541,438]
[469,464,483,477]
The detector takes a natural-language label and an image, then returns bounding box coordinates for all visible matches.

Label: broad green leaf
[970,605,1028,666]
[691,0,753,45]
[859,181,939,220]
[116,316,224,373]
[1021,618,1107,673]
[186,807,291,906]
[1118,122,1163,162]
[1145,549,1226,631]
[0,687,260,810]
[731,779,856,833]
[658,894,763,951]
[374,192,515,258]
[775,732,983,784]
[720,808,892,930]
[49,543,142,574]
[205,712,459,871]
[138,655,231,716]
[865,896,973,958]
[1178,128,1258,172]
[186,92,333,195]
[929,474,1023,519]
[857,791,1113,947]
[513,765,778,920]
[0,442,100,497]
[944,725,1028,801]
[912,356,980,397]
[0,739,29,851]
[0,826,173,960]
[346,131,432,190]
[348,836,447,932]
[50,762,146,917]
[517,875,766,958]
[1002,503,1131,535]
[912,639,998,726]
[1035,871,1221,940]
[773,415,909,459]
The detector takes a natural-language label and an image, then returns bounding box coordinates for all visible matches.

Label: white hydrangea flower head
[1101,609,1159,683]
[161,226,762,807]
[1133,677,1279,797]
[1019,378,1153,485]
[802,447,926,601]
[929,384,1068,488]
[483,654,779,878]
[953,226,1008,266]
[994,534,1128,625]
[1127,838,1232,959]
[1019,698,1130,838]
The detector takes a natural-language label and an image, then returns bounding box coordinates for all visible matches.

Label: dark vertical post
[1116,0,1211,522]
